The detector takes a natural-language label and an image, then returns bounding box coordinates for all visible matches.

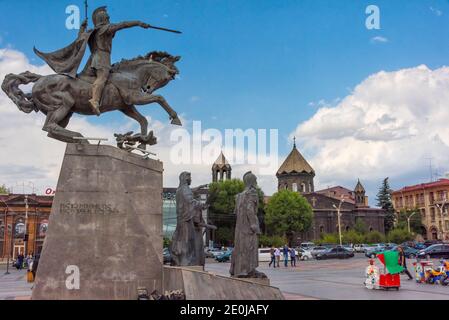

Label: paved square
[205,254,449,300]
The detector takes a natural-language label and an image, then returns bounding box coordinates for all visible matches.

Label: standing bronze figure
[1,6,181,148]
[170,172,209,266]
[230,172,266,278]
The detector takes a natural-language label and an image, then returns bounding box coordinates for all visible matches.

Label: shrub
[259,234,288,248]
[365,231,385,244]
[387,228,414,244]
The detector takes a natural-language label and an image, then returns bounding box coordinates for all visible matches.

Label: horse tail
[1,71,42,113]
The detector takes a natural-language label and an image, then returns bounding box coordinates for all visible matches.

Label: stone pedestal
[163,266,283,300]
[235,277,270,286]
[32,143,163,300]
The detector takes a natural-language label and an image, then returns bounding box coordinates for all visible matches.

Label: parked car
[297,248,313,261]
[414,242,426,250]
[423,240,443,248]
[316,247,354,260]
[300,242,315,250]
[205,247,222,258]
[310,246,328,257]
[258,248,272,262]
[391,246,419,258]
[342,244,355,253]
[353,244,368,253]
[215,248,233,262]
[163,248,172,264]
[417,244,449,260]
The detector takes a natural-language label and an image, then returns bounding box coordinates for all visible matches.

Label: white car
[298,248,313,260]
[258,248,273,262]
[353,244,368,253]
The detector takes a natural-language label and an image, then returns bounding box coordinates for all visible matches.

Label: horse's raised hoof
[170,117,182,126]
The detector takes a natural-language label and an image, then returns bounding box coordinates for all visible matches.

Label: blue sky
[1,0,449,200]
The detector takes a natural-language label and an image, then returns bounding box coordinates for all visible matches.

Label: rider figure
[86,6,151,115]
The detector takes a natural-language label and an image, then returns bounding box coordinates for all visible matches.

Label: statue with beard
[170,172,208,266]
[230,171,266,278]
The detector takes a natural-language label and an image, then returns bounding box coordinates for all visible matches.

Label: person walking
[283,244,289,267]
[290,247,297,267]
[398,246,413,280]
[268,246,276,268]
[16,252,24,270]
[274,247,281,268]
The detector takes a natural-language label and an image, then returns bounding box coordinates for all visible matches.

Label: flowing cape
[33,30,93,78]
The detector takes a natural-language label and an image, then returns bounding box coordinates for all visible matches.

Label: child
[365,259,380,290]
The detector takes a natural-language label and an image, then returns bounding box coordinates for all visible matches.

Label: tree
[366,231,385,244]
[354,219,368,234]
[317,233,339,245]
[387,228,414,244]
[207,179,265,245]
[0,184,8,194]
[265,190,313,245]
[396,209,423,234]
[376,177,396,233]
[259,235,287,248]
[342,230,365,244]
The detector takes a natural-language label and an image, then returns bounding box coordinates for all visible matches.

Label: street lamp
[435,196,448,240]
[406,211,418,234]
[332,197,345,246]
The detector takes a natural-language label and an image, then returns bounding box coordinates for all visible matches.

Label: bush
[342,230,365,244]
[163,237,171,248]
[215,227,234,246]
[259,235,288,248]
[316,233,339,245]
[387,228,414,244]
[365,231,385,244]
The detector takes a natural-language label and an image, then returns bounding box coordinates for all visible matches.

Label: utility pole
[333,197,345,246]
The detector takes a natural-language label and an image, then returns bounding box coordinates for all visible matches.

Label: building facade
[274,142,385,242]
[392,179,449,241]
[0,194,52,260]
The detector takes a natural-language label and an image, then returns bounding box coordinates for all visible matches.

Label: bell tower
[354,179,367,207]
[212,151,232,182]
[276,138,315,194]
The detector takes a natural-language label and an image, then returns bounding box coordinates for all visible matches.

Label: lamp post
[333,198,345,246]
[435,196,447,240]
[406,210,418,234]
[0,199,10,274]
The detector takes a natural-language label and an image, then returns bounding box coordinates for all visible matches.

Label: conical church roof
[354,179,365,193]
[212,151,231,169]
[277,142,314,176]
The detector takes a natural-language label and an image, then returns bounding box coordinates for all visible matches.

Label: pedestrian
[398,246,413,280]
[274,247,281,267]
[268,246,276,268]
[290,247,297,267]
[26,254,33,271]
[283,244,289,267]
[16,252,24,270]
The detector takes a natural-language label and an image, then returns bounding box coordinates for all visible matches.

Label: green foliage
[354,219,367,234]
[0,184,9,194]
[376,178,396,233]
[163,237,171,248]
[265,190,313,243]
[207,179,265,245]
[387,228,414,244]
[342,230,365,244]
[259,234,287,248]
[365,231,386,244]
[215,227,234,246]
[317,233,339,244]
[396,209,423,234]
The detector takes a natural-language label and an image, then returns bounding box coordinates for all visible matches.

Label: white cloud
[0,48,278,196]
[291,64,449,200]
[370,36,389,44]
[430,7,443,16]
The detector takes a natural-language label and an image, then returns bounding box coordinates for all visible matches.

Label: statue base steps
[32,144,163,300]
[163,266,284,300]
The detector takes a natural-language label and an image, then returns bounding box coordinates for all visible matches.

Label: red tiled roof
[392,179,449,194]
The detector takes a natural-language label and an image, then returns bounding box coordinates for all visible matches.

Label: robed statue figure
[229,171,266,278]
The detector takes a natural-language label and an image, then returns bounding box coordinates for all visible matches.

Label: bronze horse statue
[1,51,181,148]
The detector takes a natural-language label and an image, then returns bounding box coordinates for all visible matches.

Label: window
[431,208,436,222]
[319,226,324,233]
[292,183,298,192]
[301,183,306,192]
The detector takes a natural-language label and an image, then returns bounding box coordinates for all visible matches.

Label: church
[275,140,385,242]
